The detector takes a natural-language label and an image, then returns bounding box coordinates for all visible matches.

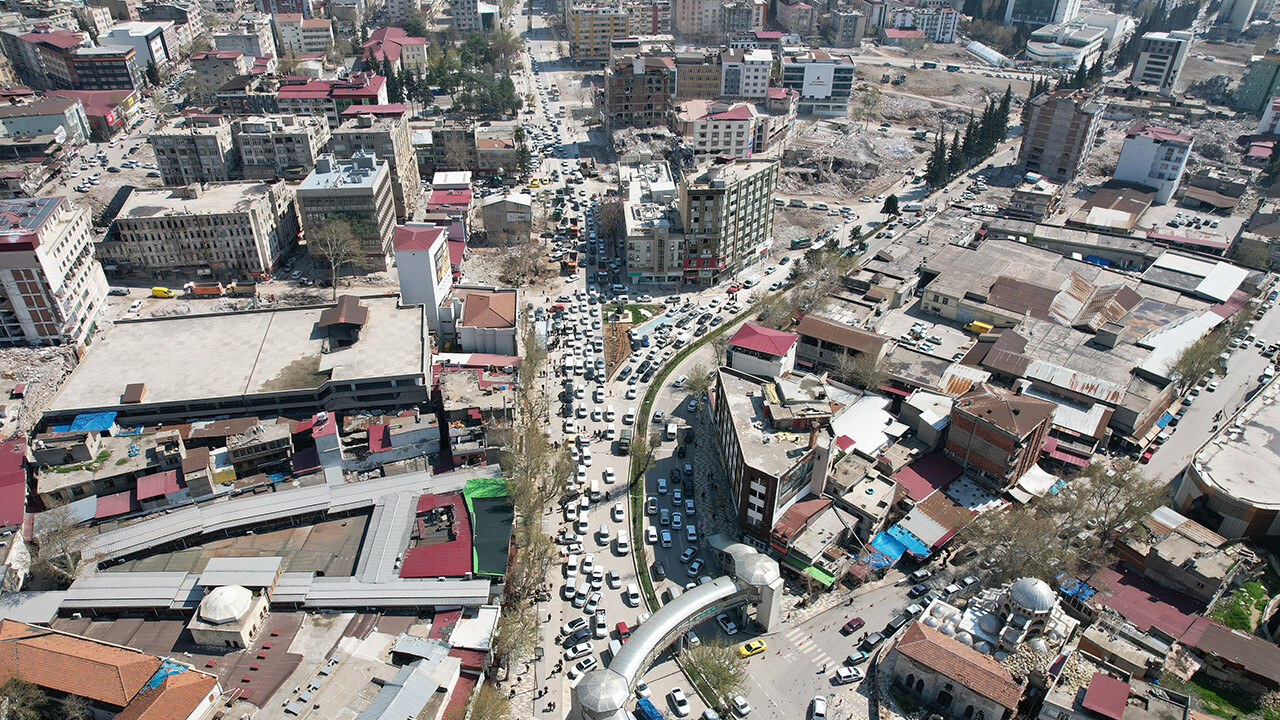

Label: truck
[184,281,223,297]
[226,281,257,297]
[561,250,579,274]
[151,286,176,298]
[892,73,907,85]
[881,73,891,83]
[635,698,665,720]
[964,320,994,334]
[618,428,632,454]
[903,202,924,213]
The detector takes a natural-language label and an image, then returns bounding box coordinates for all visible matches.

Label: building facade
[1130,30,1191,95]
[1004,0,1080,25]
[621,158,684,284]
[1112,123,1192,204]
[945,383,1055,490]
[272,14,333,55]
[0,96,90,147]
[1235,49,1280,115]
[331,111,421,219]
[673,50,721,100]
[780,50,855,116]
[234,113,330,180]
[1018,89,1104,183]
[212,12,276,58]
[0,197,107,347]
[679,157,778,284]
[274,72,388,127]
[104,182,298,276]
[189,50,251,101]
[828,9,865,47]
[720,47,770,98]
[605,55,675,129]
[674,100,758,159]
[100,20,173,66]
[149,114,239,185]
[568,5,630,61]
[296,152,397,271]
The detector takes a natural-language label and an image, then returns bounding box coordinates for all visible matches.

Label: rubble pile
[0,346,78,434]
[999,642,1057,679]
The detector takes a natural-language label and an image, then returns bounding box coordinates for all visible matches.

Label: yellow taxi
[738,640,767,658]
[528,178,541,188]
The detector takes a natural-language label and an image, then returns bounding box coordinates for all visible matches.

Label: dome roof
[1008,577,1056,613]
[924,616,941,627]
[735,555,780,587]
[930,604,947,619]
[974,641,991,654]
[199,585,251,625]
[956,631,974,646]
[574,670,631,712]
[978,614,1002,634]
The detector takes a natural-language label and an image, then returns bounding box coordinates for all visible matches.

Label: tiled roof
[114,666,219,720]
[894,623,1021,709]
[0,619,163,707]
[461,290,516,329]
[0,437,26,528]
[953,383,1054,437]
[1126,122,1193,144]
[728,322,797,357]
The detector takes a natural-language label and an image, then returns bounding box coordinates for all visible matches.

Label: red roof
[19,29,84,49]
[728,322,798,357]
[1082,673,1130,720]
[393,224,447,252]
[310,412,337,439]
[771,495,830,543]
[885,28,924,38]
[94,490,139,519]
[1088,566,1199,637]
[135,470,183,500]
[0,620,162,707]
[709,105,754,121]
[428,188,472,208]
[44,89,134,119]
[893,623,1021,709]
[400,492,472,577]
[892,452,962,502]
[190,50,243,60]
[767,86,794,100]
[447,238,465,266]
[1126,122,1193,144]
[368,424,390,453]
[0,438,25,528]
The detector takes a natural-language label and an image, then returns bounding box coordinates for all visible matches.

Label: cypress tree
[948,129,965,176]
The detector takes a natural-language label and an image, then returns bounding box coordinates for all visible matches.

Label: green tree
[0,679,46,720]
[835,351,887,390]
[683,641,749,710]
[685,363,713,404]
[403,9,429,37]
[630,430,658,480]
[947,128,965,176]
[465,682,511,720]
[925,134,949,187]
[1165,333,1225,391]
[145,60,161,86]
[881,194,901,216]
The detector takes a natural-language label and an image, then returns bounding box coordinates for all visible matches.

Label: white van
[665,586,683,604]
[624,408,636,424]
[566,554,580,578]
[666,422,678,441]
[811,201,829,211]
[616,531,630,555]
[604,424,616,441]
[598,524,610,544]
[611,283,626,294]
[590,478,601,501]
[605,405,616,422]
[579,495,590,512]
[608,638,623,660]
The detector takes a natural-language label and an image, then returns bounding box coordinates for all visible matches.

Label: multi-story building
[604,55,674,129]
[45,88,142,140]
[794,315,887,372]
[720,47,770,98]
[775,0,815,34]
[914,7,960,42]
[0,197,107,348]
[451,0,499,31]
[1025,21,1105,68]
[828,8,865,47]
[1235,49,1280,115]
[476,136,518,175]
[102,181,298,276]
[674,100,758,159]
[627,0,673,34]
[1112,122,1192,205]
[188,50,251,101]
[1261,96,1280,134]
[1,27,87,90]
[272,13,332,55]
[1129,30,1191,95]
[274,72,387,127]
[712,367,828,544]
[100,20,173,65]
[1003,0,1080,25]
[679,156,778,284]
[295,152,397,271]
[1219,0,1256,33]
[672,0,711,35]
[138,1,205,49]
[621,158,684,284]
[1018,88,1103,183]
[756,86,796,153]
[673,50,721,100]
[330,110,421,219]
[213,12,276,58]
[149,114,239,185]
[718,0,764,36]
[360,26,427,75]
[780,49,855,116]
[945,383,1055,490]
[480,192,532,245]
[77,5,116,38]
[70,45,145,90]
[568,5,630,61]
[259,0,312,16]
[416,119,477,173]
[234,113,330,180]
[0,95,90,147]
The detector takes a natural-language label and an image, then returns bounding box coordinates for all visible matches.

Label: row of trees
[922,87,1013,188]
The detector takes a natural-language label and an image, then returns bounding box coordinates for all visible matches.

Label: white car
[811,697,827,719]
[603,468,616,484]
[625,583,641,606]
[612,501,625,522]
[731,695,752,717]
[607,568,621,588]
[636,680,651,698]
[670,688,691,717]
[646,526,657,544]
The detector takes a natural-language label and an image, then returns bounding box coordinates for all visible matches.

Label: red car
[727,285,741,293]
[841,617,866,635]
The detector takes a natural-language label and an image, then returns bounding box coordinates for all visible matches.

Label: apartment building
[103,182,298,276]
[674,100,757,159]
[331,111,421,219]
[604,55,674,129]
[673,50,721,100]
[568,5,630,61]
[1129,30,1191,95]
[828,8,865,47]
[451,0,499,31]
[212,12,276,58]
[627,0,673,34]
[679,156,778,284]
[149,114,239,185]
[1235,49,1280,115]
[272,13,333,55]
[188,49,250,101]
[893,7,959,43]
[100,20,173,65]
[775,0,815,34]
[945,383,1055,490]
[718,0,765,36]
[137,1,204,49]
[1025,21,1105,68]
[296,153,397,271]
[1004,0,1080,25]
[780,49,856,116]
[621,158,684,284]
[361,26,427,75]
[0,197,107,347]
[274,72,388,127]
[1018,88,1104,183]
[720,47,770,98]
[1112,122,1192,204]
[0,95,90,147]
[234,113,330,180]
[1,27,80,89]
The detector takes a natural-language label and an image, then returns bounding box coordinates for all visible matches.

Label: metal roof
[356,659,443,720]
[609,577,744,682]
[302,577,491,607]
[272,572,315,604]
[62,572,200,610]
[356,492,416,583]
[198,556,282,588]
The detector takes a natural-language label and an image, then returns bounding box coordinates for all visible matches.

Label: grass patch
[1184,674,1277,720]
[608,303,661,325]
[50,449,112,473]
[892,691,921,715]
[1211,581,1269,631]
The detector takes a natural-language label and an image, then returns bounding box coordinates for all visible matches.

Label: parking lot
[877,305,975,363]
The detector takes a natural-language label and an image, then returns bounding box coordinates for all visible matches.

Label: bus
[790,236,813,250]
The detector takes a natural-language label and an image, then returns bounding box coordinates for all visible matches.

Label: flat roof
[717,369,813,479]
[49,296,424,415]
[198,556,281,588]
[117,183,275,218]
[1194,383,1280,511]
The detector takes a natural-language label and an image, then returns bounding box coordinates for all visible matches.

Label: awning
[877,384,911,397]
[1047,448,1091,467]
[804,565,836,587]
[1156,412,1172,429]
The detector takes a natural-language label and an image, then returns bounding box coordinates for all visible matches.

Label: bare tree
[835,351,887,390]
[308,218,360,300]
[709,334,730,367]
[629,430,658,480]
[682,641,748,710]
[464,682,511,720]
[1165,334,1224,391]
[491,601,538,679]
[58,694,92,720]
[1043,460,1168,556]
[31,505,96,584]
[595,195,624,240]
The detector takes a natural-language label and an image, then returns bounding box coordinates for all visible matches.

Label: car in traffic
[738,639,767,657]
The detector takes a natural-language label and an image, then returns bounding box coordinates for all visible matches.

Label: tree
[1044,460,1168,557]
[31,505,96,584]
[491,601,538,679]
[308,217,361,300]
[682,641,748,709]
[403,10,429,38]
[881,194,900,216]
[58,694,92,720]
[465,682,511,720]
[1165,334,1225,391]
[709,333,730,366]
[834,351,887,390]
[947,128,965,176]
[630,430,658,479]
[0,679,45,720]
[595,195,625,239]
[685,363,713,404]
[925,134,949,187]
[145,60,161,86]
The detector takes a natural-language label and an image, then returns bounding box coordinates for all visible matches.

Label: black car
[780,256,791,265]
[564,627,592,646]
[908,583,930,598]
[653,562,666,580]
[641,370,655,383]
[677,444,687,458]
[862,632,885,649]
[887,614,911,633]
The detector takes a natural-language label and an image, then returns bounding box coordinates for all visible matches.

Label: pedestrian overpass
[570,537,783,720]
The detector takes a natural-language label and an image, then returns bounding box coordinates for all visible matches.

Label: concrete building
[0,197,107,348]
[1234,49,1280,115]
[720,47,770,98]
[1260,96,1280,134]
[480,192,532,245]
[68,44,145,91]
[234,113,330,181]
[887,623,1022,720]
[296,152,397,272]
[102,182,298,276]
[828,8,865,47]
[679,156,779,284]
[726,322,797,376]
[1219,0,1256,33]
[604,55,675,129]
[780,49,856,116]
[673,50,721,100]
[451,0,499,31]
[717,0,763,37]
[438,286,517,354]
[188,584,270,649]
[1018,88,1104,183]
[137,1,204,49]
[100,20,173,66]
[331,111,421,219]
[44,87,140,140]
[0,95,90,147]
[774,0,815,34]
[674,100,758,159]
[1,27,150,91]
[794,315,888,372]
[1129,30,1191,95]
[188,50,251,101]
[212,11,276,58]
[274,72,388,127]
[1112,122,1192,204]
[1039,654,1189,720]
[1004,0,1080,25]
[149,114,239,185]
[568,5,630,61]
[712,367,828,545]
[393,223,452,328]
[272,13,332,55]
[621,158,684,284]
[1025,21,1105,68]
[628,0,674,34]
[945,383,1054,490]
[1006,175,1063,220]
[889,7,960,43]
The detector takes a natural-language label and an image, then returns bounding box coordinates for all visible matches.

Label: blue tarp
[1084,255,1112,267]
[1059,577,1096,601]
[1156,412,1172,429]
[69,411,117,433]
[865,532,907,569]
[636,698,665,720]
[886,523,932,558]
